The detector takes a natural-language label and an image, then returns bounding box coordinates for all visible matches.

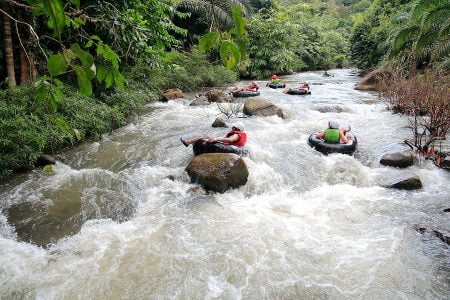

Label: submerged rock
[5,175,136,247]
[161,88,184,101]
[243,97,285,118]
[355,69,392,91]
[205,89,232,103]
[35,154,57,167]
[212,117,228,128]
[315,105,345,113]
[185,153,249,193]
[383,172,422,190]
[190,96,209,106]
[380,144,414,168]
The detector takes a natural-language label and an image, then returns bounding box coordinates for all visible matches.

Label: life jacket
[244,84,258,91]
[272,79,280,85]
[299,84,309,91]
[226,130,247,147]
[324,128,340,143]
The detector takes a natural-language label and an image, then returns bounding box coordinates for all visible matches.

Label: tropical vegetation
[0,0,449,178]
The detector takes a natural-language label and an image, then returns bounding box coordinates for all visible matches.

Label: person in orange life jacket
[180,123,247,147]
[315,120,351,143]
[282,82,310,94]
[231,82,259,92]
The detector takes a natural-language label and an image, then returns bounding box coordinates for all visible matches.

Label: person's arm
[208,134,240,144]
[315,132,325,139]
[339,130,348,143]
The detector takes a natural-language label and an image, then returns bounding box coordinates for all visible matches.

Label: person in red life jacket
[282,82,310,94]
[231,81,259,93]
[180,123,247,148]
[298,82,310,91]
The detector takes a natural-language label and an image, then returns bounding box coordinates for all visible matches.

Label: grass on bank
[0,50,237,179]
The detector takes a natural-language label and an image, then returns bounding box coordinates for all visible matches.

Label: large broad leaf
[220,41,241,70]
[70,43,94,68]
[199,32,220,52]
[229,5,247,35]
[113,69,125,91]
[235,37,249,59]
[73,66,92,96]
[42,0,65,36]
[97,66,108,83]
[47,53,67,76]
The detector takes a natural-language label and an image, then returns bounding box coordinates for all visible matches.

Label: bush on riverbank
[0,51,237,180]
[378,73,450,152]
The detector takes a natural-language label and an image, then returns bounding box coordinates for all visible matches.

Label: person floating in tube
[180,123,247,155]
[266,74,282,86]
[231,81,260,93]
[315,120,351,143]
[282,82,310,94]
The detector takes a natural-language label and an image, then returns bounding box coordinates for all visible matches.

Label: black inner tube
[193,140,244,156]
[308,133,357,155]
[232,91,260,97]
[287,89,310,95]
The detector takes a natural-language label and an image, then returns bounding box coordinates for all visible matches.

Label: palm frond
[389,25,419,58]
[421,8,450,33]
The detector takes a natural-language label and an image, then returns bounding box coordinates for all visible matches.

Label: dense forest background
[1,0,449,177]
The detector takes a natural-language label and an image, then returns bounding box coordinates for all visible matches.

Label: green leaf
[70,43,94,68]
[47,53,67,76]
[73,128,82,140]
[199,32,220,52]
[105,71,114,88]
[42,0,65,36]
[97,66,108,83]
[73,66,92,96]
[220,41,241,70]
[113,69,125,91]
[85,40,93,48]
[71,0,80,10]
[229,5,247,35]
[42,165,53,173]
[235,37,248,59]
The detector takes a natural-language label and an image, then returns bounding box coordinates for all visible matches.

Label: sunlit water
[1,69,449,299]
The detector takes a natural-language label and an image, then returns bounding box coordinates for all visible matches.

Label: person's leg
[282,87,291,94]
[315,132,325,139]
[181,135,209,146]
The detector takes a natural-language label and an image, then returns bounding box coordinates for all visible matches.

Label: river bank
[1,69,449,298]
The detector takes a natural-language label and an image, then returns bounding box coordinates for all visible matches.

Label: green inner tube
[308,133,357,155]
[232,90,260,97]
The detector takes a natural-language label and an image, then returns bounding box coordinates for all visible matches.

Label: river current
[0,69,449,299]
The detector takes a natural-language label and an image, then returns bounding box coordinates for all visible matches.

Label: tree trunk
[19,46,30,84]
[2,8,17,88]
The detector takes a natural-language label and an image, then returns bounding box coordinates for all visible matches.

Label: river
[1,69,449,298]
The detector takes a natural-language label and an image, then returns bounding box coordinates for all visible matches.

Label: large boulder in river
[190,96,210,106]
[355,69,392,91]
[383,172,422,190]
[243,97,285,118]
[185,153,249,193]
[212,117,228,128]
[380,143,414,168]
[161,88,185,101]
[205,89,232,103]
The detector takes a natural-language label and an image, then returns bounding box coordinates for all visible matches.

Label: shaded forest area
[0,0,449,178]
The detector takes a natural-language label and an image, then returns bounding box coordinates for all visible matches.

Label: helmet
[271,75,278,79]
[328,120,339,129]
[231,122,244,131]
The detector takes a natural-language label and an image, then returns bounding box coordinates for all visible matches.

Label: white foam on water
[0,69,448,298]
